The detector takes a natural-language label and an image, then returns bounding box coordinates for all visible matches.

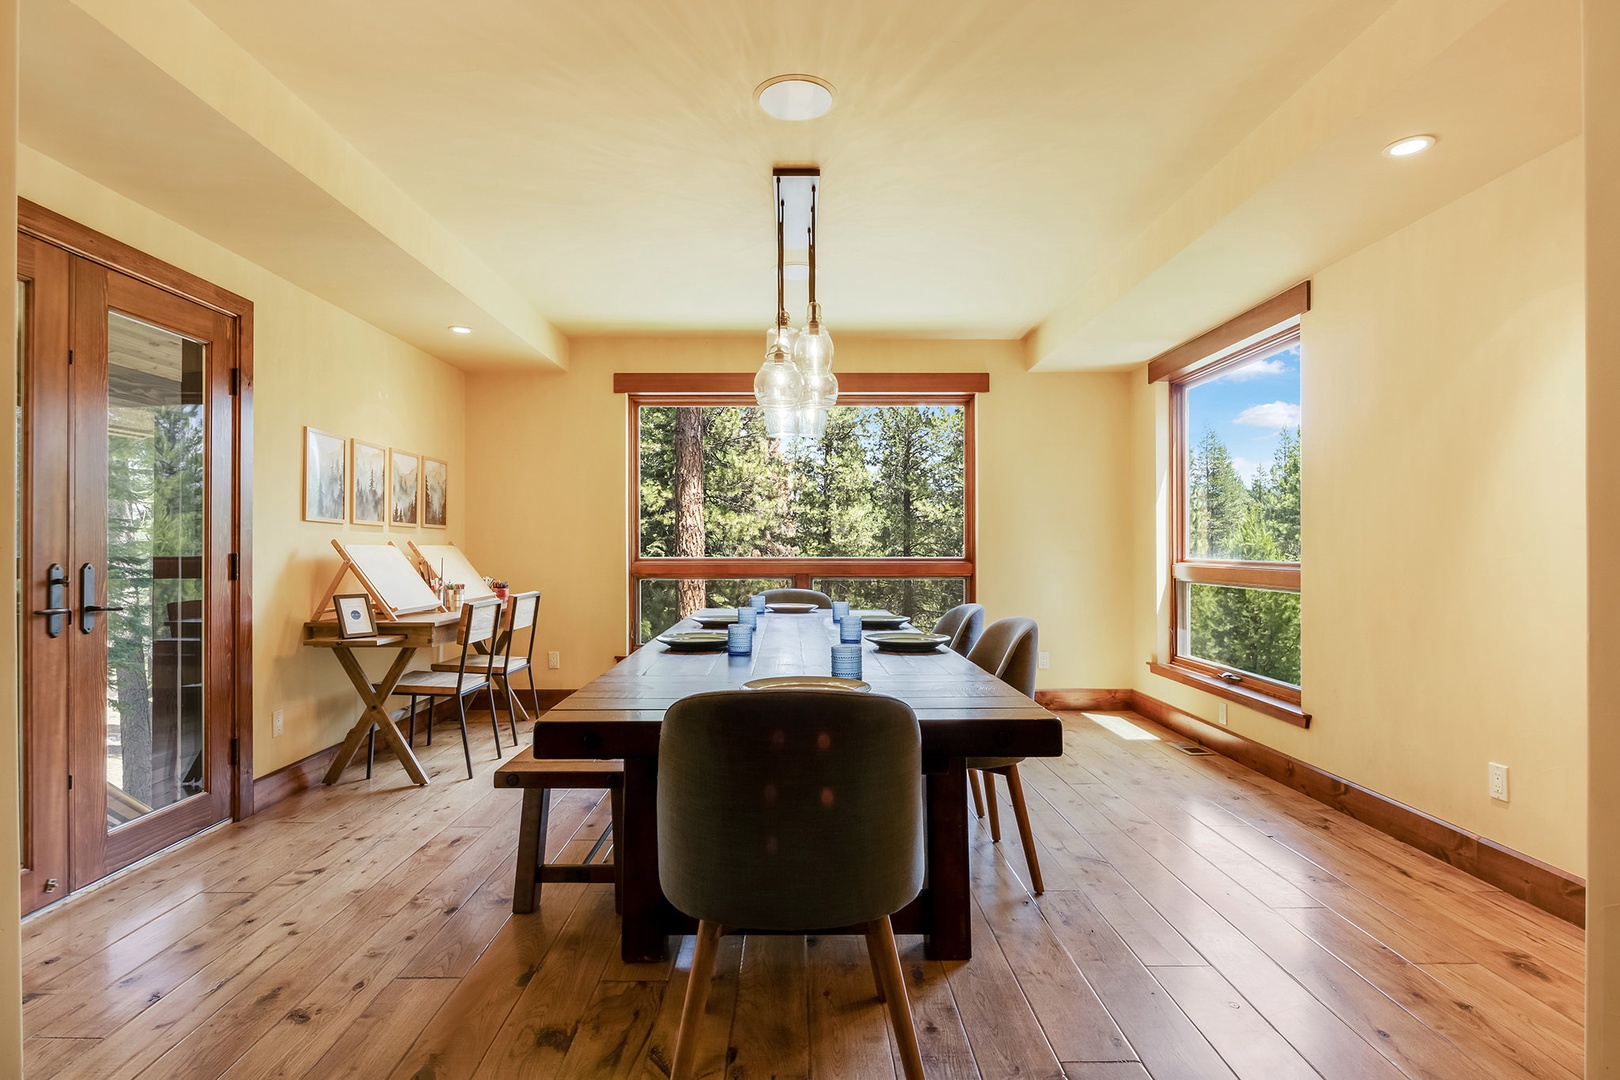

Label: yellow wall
[0,0,22,1071]
[17,148,469,776]
[463,336,1135,692]
[1133,138,1588,874]
[1586,0,1619,1066]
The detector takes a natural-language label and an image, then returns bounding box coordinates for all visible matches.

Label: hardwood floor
[20,709,1585,1079]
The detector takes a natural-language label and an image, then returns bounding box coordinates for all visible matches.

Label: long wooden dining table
[532,609,1062,962]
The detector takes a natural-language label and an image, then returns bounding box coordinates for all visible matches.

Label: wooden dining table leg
[923,758,971,960]
[322,647,429,786]
[619,754,669,963]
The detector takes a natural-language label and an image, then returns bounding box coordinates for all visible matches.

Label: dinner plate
[765,602,819,614]
[690,611,739,627]
[848,610,909,629]
[656,631,730,652]
[743,676,871,692]
[866,631,950,653]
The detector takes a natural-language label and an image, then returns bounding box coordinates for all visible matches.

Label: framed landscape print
[351,439,387,525]
[303,426,346,523]
[422,457,448,529]
[391,449,420,526]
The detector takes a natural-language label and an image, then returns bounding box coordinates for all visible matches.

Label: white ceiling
[17,0,1584,369]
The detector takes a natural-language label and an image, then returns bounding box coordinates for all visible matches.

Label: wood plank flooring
[21,709,1585,1079]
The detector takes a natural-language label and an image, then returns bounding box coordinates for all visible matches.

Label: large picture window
[623,374,978,647]
[1162,318,1306,725]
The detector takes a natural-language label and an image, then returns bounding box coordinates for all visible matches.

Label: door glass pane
[105,312,205,828]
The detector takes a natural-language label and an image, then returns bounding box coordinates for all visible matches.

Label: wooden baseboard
[1122,689,1585,927]
[251,745,339,811]
[1033,688,1134,711]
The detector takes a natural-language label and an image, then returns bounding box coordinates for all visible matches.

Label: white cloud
[1223,357,1288,381]
[1231,456,1263,484]
[1234,401,1301,430]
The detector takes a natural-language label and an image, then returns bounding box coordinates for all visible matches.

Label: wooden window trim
[1164,308,1304,722]
[1148,282,1310,384]
[624,378,979,652]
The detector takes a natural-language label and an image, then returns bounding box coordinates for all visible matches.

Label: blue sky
[1186,342,1301,483]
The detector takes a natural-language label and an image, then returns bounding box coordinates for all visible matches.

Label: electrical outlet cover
[1038,651,1050,669]
[1489,762,1509,802]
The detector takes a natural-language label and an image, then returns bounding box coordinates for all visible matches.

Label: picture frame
[390,449,421,526]
[333,593,377,639]
[303,426,346,523]
[351,439,388,526]
[422,457,448,529]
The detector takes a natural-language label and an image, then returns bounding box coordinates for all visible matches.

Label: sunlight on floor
[1081,712,1160,741]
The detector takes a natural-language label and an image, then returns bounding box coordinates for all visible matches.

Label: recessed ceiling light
[448,325,473,334]
[756,75,835,121]
[1383,134,1437,158]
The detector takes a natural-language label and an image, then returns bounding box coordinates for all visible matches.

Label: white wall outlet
[548,651,561,670]
[1489,762,1509,802]
[1038,651,1050,670]
[272,709,285,737]
[1218,702,1228,727]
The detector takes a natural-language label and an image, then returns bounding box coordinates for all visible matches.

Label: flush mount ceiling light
[756,75,835,121]
[1383,134,1437,158]
[448,325,473,334]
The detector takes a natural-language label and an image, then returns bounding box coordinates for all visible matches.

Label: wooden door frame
[20,199,256,820]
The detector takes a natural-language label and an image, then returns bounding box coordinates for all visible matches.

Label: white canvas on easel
[408,541,497,602]
[313,540,445,620]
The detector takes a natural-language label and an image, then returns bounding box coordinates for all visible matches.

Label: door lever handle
[82,604,125,614]
[36,562,69,637]
[32,607,72,616]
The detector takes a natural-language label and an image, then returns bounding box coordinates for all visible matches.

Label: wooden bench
[494,749,623,914]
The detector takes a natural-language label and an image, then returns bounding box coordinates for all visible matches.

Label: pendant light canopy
[755,167,835,439]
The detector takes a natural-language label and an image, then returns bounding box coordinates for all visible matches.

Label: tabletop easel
[312,539,446,622]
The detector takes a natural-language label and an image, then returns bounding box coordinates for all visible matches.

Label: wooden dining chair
[932,602,985,656]
[965,616,1045,894]
[368,597,504,780]
[759,587,832,608]
[433,589,541,744]
[658,689,927,1080]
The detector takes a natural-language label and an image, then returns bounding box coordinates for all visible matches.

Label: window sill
[1147,661,1310,729]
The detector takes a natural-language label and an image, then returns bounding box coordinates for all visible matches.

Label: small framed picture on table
[334,594,378,639]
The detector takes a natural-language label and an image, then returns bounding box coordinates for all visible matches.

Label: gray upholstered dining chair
[932,602,985,656]
[965,617,1045,894]
[759,587,833,608]
[658,689,927,1080]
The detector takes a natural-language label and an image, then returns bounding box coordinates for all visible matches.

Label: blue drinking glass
[830,643,862,680]
[831,600,850,623]
[727,623,753,656]
[750,593,768,613]
[737,605,757,629]
[839,614,862,644]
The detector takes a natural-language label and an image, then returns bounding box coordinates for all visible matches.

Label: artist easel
[311,539,446,622]
[407,541,498,602]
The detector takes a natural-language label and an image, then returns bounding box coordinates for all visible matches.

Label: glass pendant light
[756,179,806,436]
[792,183,837,421]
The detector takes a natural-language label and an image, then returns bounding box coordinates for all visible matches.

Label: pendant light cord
[775,177,786,321]
[807,182,818,308]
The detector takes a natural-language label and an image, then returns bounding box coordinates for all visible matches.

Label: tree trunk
[674,407,707,617]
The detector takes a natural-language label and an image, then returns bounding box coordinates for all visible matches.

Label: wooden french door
[18,226,243,914]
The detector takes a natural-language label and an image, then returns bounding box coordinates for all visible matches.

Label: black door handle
[78,563,123,634]
[36,563,69,638]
